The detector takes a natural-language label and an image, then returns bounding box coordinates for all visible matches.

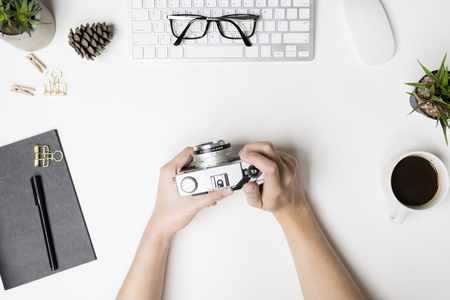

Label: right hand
[238,142,308,220]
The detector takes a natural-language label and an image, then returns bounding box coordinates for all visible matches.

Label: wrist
[145,220,176,245]
[273,201,313,229]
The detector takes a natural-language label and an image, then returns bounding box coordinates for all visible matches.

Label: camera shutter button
[181,177,198,194]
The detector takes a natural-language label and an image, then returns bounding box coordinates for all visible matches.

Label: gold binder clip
[43,70,67,97]
[34,145,64,167]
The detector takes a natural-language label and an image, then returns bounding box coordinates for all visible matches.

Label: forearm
[116,222,173,300]
[275,204,364,300]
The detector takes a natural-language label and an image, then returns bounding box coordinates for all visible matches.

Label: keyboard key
[154,22,165,32]
[156,0,167,7]
[182,0,192,7]
[290,20,309,31]
[231,0,242,7]
[160,34,171,44]
[194,0,205,7]
[133,22,152,32]
[158,47,168,58]
[219,0,229,7]
[132,0,143,9]
[169,0,180,7]
[299,8,310,19]
[209,33,220,44]
[133,47,144,58]
[170,47,184,58]
[286,51,296,57]
[285,45,296,51]
[132,10,149,21]
[146,46,156,58]
[283,33,309,43]
[271,33,281,43]
[268,0,278,7]
[255,0,266,7]
[185,46,244,58]
[280,0,290,6]
[133,34,159,45]
[286,8,297,19]
[144,0,155,8]
[298,50,309,57]
[293,0,309,6]
[243,0,254,7]
[258,33,269,43]
[278,21,288,31]
[265,21,276,31]
[261,46,271,57]
[274,9,285,19]
[150,10,162,20]
[245,46,259,57]
[262,9,272,19]
[273,51,283,57]
[207,0,217,7]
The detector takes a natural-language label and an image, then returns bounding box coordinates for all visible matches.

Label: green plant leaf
[405,82,431,89]
[407,92,424,100]
[443,66,449,88]
[418,60,440,84]
[408,101,428,115]
[437,53,447,81]
[429,84,435,97]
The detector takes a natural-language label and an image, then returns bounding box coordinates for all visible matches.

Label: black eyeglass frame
[167,14,259,47]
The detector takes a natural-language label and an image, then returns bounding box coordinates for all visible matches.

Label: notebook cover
[0,130,96,290]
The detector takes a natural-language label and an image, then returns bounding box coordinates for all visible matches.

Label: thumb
[197,188,234,208]
[243,182,262,208]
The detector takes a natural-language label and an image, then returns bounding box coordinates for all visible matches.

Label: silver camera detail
[174,140,264,196]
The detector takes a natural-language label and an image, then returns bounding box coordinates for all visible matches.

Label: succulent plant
[0,0,13,31]
[406,53,450,145]
[0,0,42,36]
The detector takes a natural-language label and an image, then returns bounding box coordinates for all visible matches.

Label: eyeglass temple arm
[173,18,203,46]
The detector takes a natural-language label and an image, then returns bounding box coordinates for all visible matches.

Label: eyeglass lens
[171,18,255,39]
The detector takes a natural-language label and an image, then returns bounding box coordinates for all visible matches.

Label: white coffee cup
[381,151,449,225]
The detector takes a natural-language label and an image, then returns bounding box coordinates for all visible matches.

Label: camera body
[174,140,264,196]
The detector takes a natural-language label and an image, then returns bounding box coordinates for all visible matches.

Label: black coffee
[391,156,439,206]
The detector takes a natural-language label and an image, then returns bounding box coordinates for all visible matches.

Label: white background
[1,0,450,299]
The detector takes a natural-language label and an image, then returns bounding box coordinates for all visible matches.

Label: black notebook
[0,130,96,290]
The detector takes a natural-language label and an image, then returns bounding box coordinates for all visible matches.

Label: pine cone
[68,22,113,61]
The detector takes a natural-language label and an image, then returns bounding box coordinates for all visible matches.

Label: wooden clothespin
[11,85,35,96]
[26,53,46,73]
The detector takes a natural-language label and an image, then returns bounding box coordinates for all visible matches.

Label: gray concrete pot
[0,0,56,51]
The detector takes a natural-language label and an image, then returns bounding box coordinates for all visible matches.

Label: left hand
[148,147,234,239]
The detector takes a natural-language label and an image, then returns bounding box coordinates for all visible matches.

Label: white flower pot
[0,0,56,51]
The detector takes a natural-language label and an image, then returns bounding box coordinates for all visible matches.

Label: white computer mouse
[343,0,395,65]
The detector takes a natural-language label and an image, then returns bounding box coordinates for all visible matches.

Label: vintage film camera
[174,140,264,196]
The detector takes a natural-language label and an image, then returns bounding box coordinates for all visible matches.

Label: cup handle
[389,206,408,225]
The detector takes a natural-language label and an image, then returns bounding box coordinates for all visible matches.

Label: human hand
[148,147,234,240]
[239,142,307,220]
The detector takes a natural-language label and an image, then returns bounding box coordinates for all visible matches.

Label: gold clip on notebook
[34,145,64,167]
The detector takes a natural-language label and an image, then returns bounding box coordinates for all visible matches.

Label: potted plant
[0,0,55,51]
[407,53,450,145]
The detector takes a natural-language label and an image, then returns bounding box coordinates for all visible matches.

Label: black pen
[31,175,58,271]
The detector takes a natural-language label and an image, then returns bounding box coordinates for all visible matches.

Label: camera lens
[193,140,234,168]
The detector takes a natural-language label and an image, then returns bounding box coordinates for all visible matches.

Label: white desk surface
[1,0,450,299]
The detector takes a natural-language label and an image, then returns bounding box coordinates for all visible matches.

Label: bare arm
[116,147,234,300]
[239,142,364,300]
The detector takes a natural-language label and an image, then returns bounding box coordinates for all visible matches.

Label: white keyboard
[128,0,314,62]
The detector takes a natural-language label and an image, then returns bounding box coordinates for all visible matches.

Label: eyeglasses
[167,14,259,47]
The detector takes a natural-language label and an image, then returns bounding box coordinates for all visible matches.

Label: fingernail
[222,188,233,196]
[240,151,248,159]
[244,186,256,193]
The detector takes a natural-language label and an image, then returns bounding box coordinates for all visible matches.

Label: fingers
[243,182,262,208]
[196,188,234,209]
[239,151,282,194]
[160,147,194,176]
[239,142,284,169]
